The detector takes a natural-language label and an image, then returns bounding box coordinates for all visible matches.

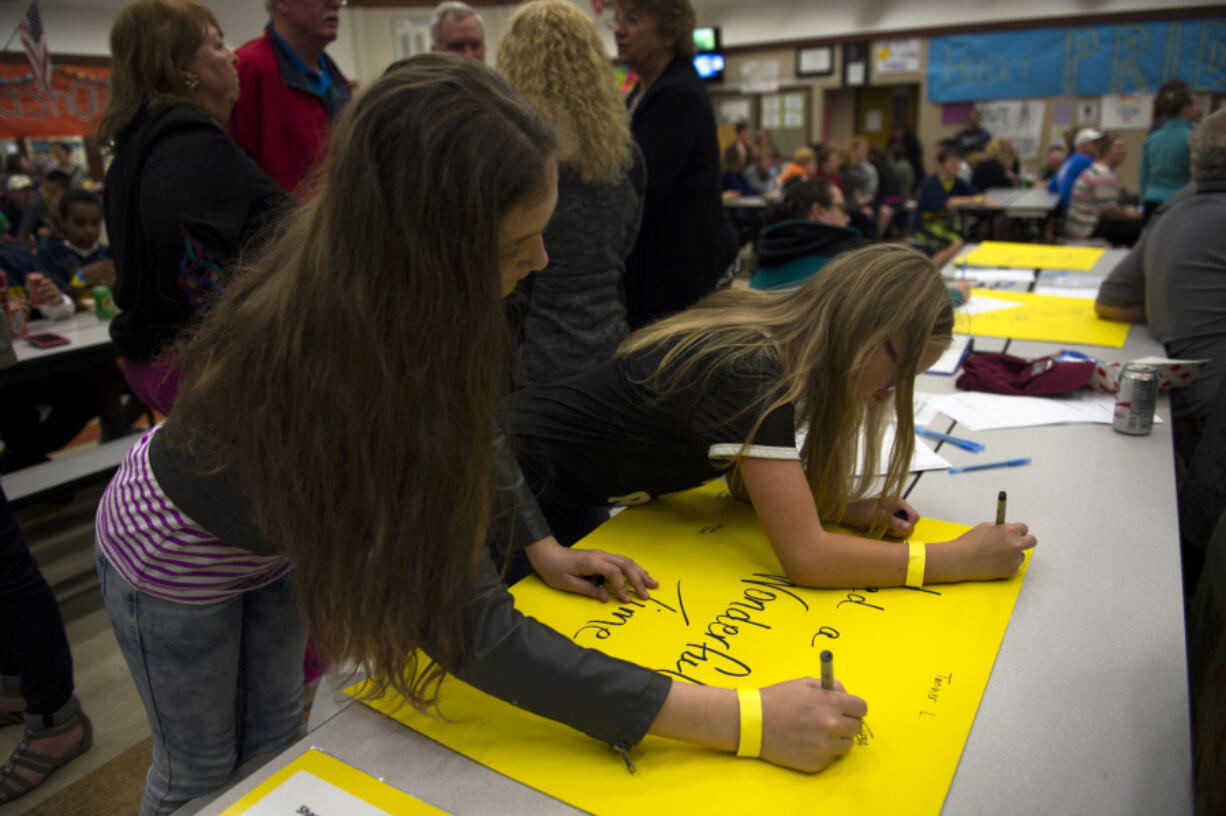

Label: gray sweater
[514,145,646,389]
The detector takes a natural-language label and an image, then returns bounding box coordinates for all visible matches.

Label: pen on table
[996,490,1007,525]
[947,457,1031,475]
[915,426,985,452]
[820,650,834,690]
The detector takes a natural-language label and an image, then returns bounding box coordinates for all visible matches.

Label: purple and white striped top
[95,425,291,604]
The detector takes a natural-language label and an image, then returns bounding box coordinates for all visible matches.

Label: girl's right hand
[760,678,868,772]
[952,522,1036,580]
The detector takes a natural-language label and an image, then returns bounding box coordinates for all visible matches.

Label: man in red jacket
[228,0,352,196]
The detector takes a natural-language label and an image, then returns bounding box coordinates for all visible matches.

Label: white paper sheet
[960,296,1025,316]
[243,770,393,816]
[1032,285,1100,300]
[925,390,1163,431]
[798,421,951,475]
[924,335,972,376]
[943,264,1036,284]
[913,391,942,426]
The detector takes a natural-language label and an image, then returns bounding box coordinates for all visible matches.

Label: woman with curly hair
[497,0,646,389]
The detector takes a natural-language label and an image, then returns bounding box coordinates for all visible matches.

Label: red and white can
[1113,363,1158,436]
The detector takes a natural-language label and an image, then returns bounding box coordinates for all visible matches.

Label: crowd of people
[0,0,1216,811]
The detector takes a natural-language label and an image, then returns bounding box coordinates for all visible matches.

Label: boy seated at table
[907,148,986,271]
[1,242,74,321]
[37,190,114,307]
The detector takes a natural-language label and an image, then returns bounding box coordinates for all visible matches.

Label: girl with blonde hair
[511,244,1037,588]
[96,54,868,813]
[497,0,646,389]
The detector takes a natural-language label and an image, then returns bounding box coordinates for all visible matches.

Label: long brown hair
[167,54,557,709]
[98,0,221,147]
[620,244,953,537]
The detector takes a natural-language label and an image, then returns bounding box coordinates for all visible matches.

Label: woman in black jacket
[613,0,737,328]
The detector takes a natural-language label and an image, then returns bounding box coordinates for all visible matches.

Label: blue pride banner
[928,18,1226,103]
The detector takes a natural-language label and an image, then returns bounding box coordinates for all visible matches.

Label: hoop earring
[183,71,200,90]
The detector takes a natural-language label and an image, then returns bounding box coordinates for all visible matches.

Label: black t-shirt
[508,342,798,508]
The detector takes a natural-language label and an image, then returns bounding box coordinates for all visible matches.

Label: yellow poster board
[351,482,1032,816]
[219,749,447,815]
[955,289,1130,347]
[960,241,1105,271]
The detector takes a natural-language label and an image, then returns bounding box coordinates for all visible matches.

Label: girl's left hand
[843,498,920,537]
[525,537,658,603]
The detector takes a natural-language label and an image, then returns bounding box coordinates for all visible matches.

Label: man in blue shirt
[1048,128,1103,209]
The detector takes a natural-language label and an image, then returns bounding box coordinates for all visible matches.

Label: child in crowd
[777,146,816,185]
[509,245,1036,589]
[749,178,865,291]
[38,189,115,307]
[910,148,994,270]
[96,52,867,815]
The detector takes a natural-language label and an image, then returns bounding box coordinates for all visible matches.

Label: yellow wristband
[906,539,926,587]
[736,688,763,758]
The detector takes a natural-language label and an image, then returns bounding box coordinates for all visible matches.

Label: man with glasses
[229,0,352,195]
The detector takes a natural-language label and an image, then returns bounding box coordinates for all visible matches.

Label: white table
[6,311,115,384]
[199,272,1192,815]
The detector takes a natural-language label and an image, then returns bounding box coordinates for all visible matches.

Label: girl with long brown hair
[95,53,868,815]
[510,244,1037,588]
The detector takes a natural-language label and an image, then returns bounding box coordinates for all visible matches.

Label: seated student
[1040,143,1067,183]
[720,142,761,197]
[95,54,868,814]
[1065,135,1141,246]
[910,148,991,270]
[510,244,1036,589]
[749,178,865,291]
[38,189,115,306]
[0,246,99,473]
[971,138,1015,191]
[1094,108,1226,463]
[743,150,777,193]
[777,146,816,185]
[1048,128,1102,209]
[955,107,992,156]
[19,170,70,243]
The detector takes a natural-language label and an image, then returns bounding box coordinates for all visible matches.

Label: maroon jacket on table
[227,25,351,196]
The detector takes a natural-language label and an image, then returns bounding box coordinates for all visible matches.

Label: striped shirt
[95,425,290,604]
[1066,162,1122,239]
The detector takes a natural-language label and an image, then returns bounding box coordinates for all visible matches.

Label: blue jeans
[97,550,307,816]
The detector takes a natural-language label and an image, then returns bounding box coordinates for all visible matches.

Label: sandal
[0,709,92,803]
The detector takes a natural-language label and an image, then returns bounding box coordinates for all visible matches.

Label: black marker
[820,650,835,690]
[996,490,1007,525]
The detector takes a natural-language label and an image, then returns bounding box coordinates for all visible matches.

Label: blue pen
[915,427,985,452]
[948,458,1031,475]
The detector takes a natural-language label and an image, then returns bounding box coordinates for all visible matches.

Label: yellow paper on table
[955,289,1129,347]
[961,241,1105,271]
[219,749,446,815]
[350,482,1032,816]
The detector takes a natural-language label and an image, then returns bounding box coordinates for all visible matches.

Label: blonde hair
[168,54,558,711]
[497,0,632,185]
[619,245,954,536]
[98,0,221,146]
[792,146,816,164]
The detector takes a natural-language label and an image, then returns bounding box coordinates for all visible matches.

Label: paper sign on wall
[219,750,447,815]
[875,38,921,74]
[352,482,1032,816]
[1100,93,1154,130]
[975,100,1046,160]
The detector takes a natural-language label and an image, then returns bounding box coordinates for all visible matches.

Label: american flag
[18,2,52,96]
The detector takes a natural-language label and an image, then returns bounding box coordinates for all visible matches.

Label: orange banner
[0,63,110,138]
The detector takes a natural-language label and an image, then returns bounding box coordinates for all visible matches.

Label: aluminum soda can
[5,302,27,338]
[93,286,116,320]
[1113,363,1158,435]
